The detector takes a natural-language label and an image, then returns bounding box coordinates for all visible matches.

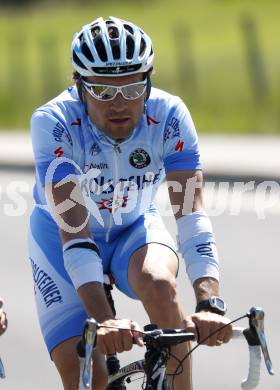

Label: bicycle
[77,306,274,389]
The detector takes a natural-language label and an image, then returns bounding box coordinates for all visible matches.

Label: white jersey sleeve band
[63,238,103,290]
[177,210,219,284]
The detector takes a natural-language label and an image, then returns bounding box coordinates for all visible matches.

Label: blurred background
[0,1,279,389]
[0,0,279,133]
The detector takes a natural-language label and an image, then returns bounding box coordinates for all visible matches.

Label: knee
[135,271,178,306]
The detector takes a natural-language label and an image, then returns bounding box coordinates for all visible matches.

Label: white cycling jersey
[31,85,202,241]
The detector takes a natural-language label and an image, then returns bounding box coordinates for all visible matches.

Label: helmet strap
[145,73,152,101]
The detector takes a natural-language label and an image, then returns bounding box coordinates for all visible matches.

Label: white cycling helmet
[71,16,154,77]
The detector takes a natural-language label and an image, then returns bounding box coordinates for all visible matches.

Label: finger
[0,312,6,326]
[186,318,200,342]
[222,323,233,344]
[97,335,107,355]
[215,339,224,347]
[130,321,144,347]
[112,330,124,354]
[206,322,218,346]
[122,330,133,351]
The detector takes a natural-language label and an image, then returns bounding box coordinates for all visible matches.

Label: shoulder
[145,87,194,132]
[31,85,82,127]
[148,87,183,108]
[147,87,190,120]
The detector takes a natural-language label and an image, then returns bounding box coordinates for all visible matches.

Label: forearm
[193,277,220,303]
[78,282,115,323]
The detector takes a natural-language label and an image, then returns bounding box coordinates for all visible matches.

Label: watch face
[210,297,226,312]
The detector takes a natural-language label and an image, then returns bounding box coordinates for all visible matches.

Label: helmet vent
[95,36,108,62]
[82,42,94,62]
[110,40,121,60]
[73,52,87,70]
[124,24,134,35]
[91,26,101,38]
[126,35,135,60]
[139,37,146,57]
[108,25,119,39]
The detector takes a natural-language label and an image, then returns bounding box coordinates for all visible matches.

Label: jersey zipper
[105,143,121,242]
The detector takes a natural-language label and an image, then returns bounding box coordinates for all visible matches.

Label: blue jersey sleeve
[31,110,76,186]
[163,100,202,173]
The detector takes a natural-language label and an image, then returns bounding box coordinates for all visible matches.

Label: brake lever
[248,307,274,375]
[82,318,99,387]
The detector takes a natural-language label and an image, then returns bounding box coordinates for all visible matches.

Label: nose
[110,91,127,108]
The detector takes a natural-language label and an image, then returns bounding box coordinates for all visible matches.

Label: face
[82,73,146,140]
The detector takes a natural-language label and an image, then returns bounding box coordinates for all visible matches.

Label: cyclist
[0,299,7,336]
[29,16,232,390]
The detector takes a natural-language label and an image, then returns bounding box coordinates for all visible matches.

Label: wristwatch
[195,296,227,316]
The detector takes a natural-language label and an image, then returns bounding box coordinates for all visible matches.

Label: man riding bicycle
[29,16,232,390]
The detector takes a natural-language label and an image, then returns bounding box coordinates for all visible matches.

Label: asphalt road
[0,170,279,389]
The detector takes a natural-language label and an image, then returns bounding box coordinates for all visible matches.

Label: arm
[166,169,219,299]
[45,179,143,353]
[45,179,115,323]
[166,169,232,345]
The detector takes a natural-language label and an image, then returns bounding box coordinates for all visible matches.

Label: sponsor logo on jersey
[89,143,102,156]
[85,162,109,170]
[97,196,128,213]
[129,149,151,169]
[71,118,81,126]
[30,258,63,308]
[52,122,73,145]
[81,169,163,195]
[163,128,172,143]
[175,140,184,152]
[169,116,180,138]
[54,146,64,157]
[147,115,160,126]
[164,117,181,143]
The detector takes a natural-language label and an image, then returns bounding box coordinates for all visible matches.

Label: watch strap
[195,297,226,316]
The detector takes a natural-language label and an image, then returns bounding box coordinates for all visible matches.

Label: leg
[51,337,108,390]
[28,219,108,390]
[128,243,193,390]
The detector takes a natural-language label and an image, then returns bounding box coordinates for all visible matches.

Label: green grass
[0,0,279,133]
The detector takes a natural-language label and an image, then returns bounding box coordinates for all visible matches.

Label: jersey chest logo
[129,149,151,169]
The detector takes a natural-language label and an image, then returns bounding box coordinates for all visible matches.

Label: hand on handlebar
[0,299,7,336]
[185,311,233,347]
[97,318,144,355]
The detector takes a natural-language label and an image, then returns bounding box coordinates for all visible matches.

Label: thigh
[128,242,179,289]
[110,208,178,299]
[29,212,87,355]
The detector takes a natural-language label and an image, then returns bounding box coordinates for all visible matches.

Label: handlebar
[77,306,274,390]
[231,307,274,389]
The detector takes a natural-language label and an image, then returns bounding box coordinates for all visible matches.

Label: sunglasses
[81,79,147,101]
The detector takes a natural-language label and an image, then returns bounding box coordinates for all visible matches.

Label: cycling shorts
[28,207,178,355]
